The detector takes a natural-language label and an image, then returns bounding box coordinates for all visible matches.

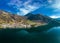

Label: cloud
[8,0,23,8]
[46,0,60,9]
[46,0,60,18]
[50,14,60,18]
[17,8,30,15]
[48,0,60,12]
[48,0,53,4]
[8,0,40,15]
[51,0,60,9]
[50,16,60,18]
[7,0,48,15]
[17,5,39,16]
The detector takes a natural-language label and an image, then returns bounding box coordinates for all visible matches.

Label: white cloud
[17,5,39,16]
[50,15,60,18]
[7,0,41,15]
[52,0,60,9]
[47,0,60,18]
[7,0,49,16]
[19,8,30,15]
[8,0,23,7]
[46,0,60,12]
[23,0,31,6]
[48,0,53,4]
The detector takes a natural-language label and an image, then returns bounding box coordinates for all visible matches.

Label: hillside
[0,10,26,24]
[0,10,59,28]
[53,18,60,23]
[0,10,47,28]
[25,13,54,23]
[26,13,60,26]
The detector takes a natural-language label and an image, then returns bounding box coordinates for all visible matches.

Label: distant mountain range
[55,18,60,20]
[0,10,59,28]
[53,18,60,23]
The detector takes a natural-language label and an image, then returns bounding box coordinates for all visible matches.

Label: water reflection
[1,26,60,43]
[47,27,60,43]
[16,30,29,37]
[16,27,60,43]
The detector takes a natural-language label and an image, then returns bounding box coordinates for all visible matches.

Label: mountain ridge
[0,10,47,28]
[25,13,54,23]
[0,10,59,28]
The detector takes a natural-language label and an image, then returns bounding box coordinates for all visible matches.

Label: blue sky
[0,0,60,18]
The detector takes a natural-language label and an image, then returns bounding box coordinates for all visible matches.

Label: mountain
[25,13,53,23]
[54,18,60,20]
[0,10,26,24]
[26,13,60,26]
[53,18,60,23]
[0,10,47,28]
[0,10,59,28]
[0,10,30,28]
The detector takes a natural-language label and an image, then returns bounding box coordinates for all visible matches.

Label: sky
[0,0,60,18]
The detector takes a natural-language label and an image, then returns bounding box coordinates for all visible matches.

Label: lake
[0,26,60,43]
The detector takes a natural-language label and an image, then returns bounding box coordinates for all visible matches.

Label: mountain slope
[25,13,53,23]
[53,18,60,23]
[0,10,59,28]
[0,10,26,24]
[0,10,47,28]
[0,10,33,28]
[25,13,60,26]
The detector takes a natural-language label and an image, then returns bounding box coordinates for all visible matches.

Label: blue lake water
[47,27,60,43]
[0,26,60,43]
